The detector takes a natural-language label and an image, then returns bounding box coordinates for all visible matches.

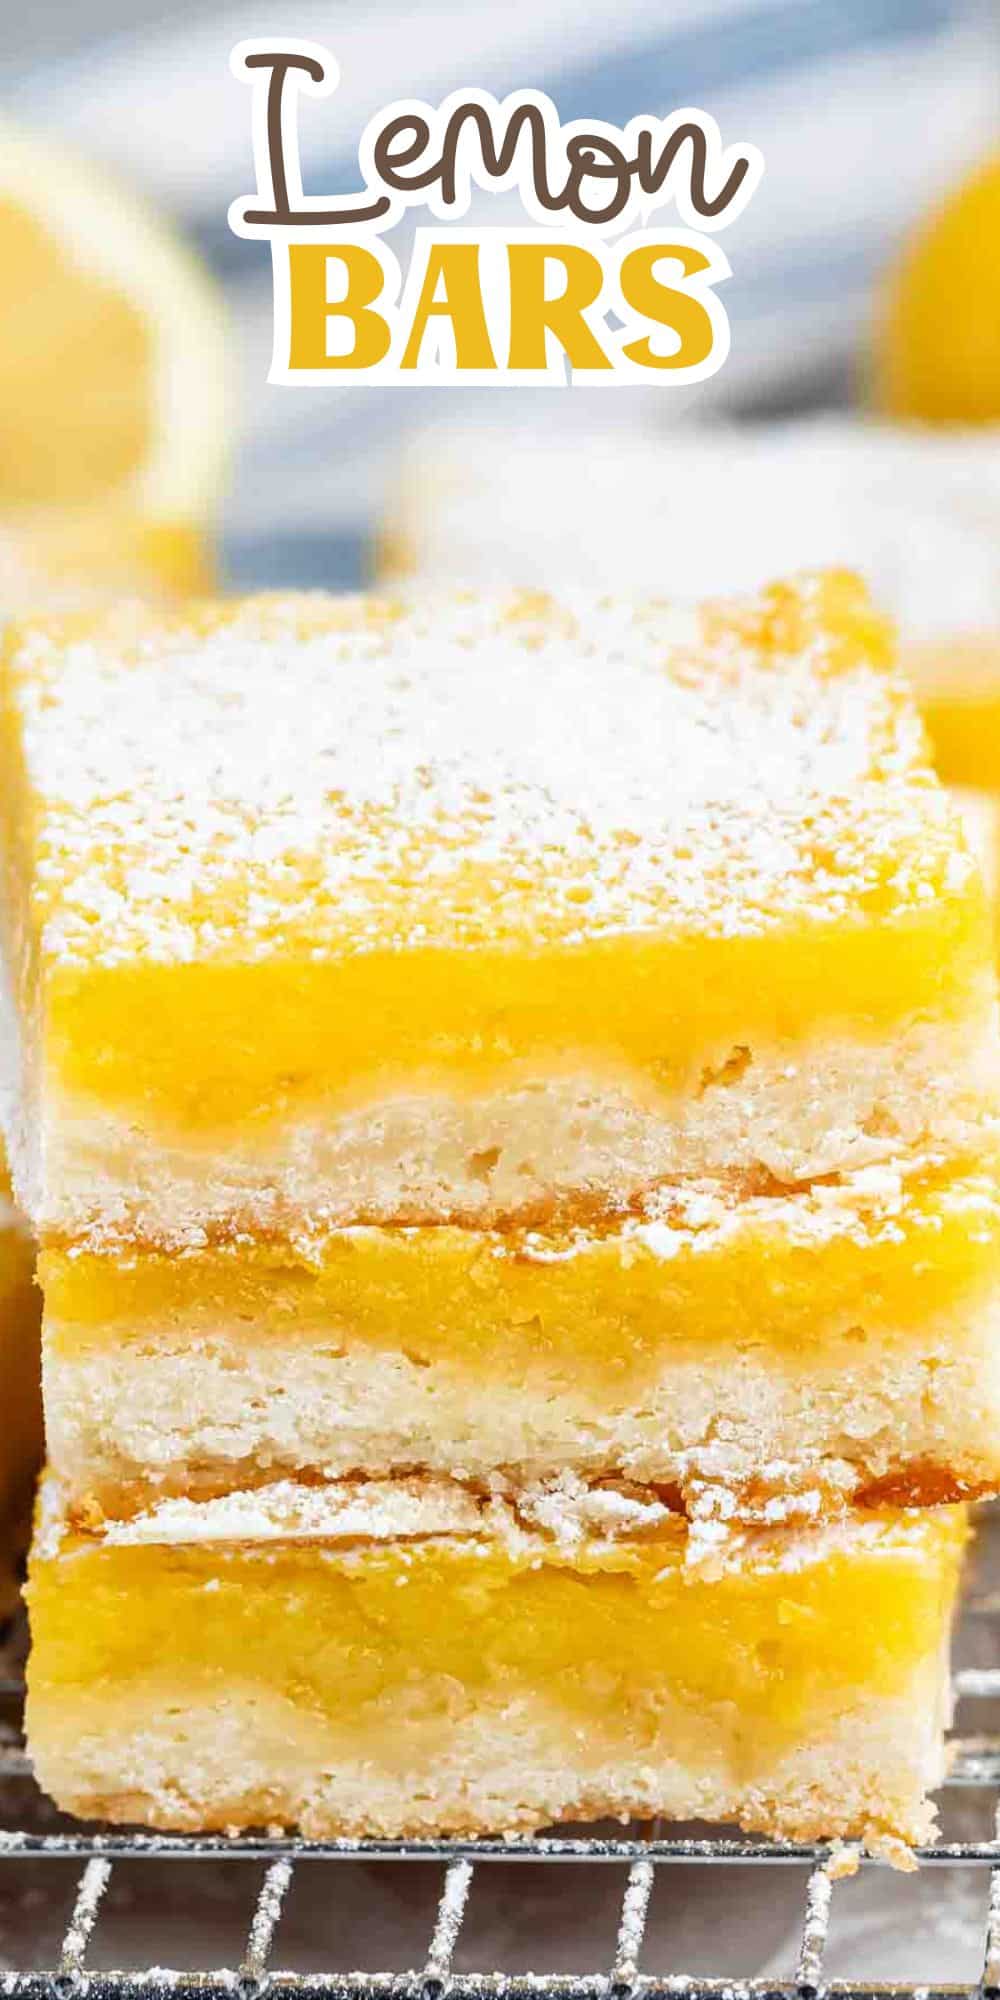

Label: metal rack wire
[1,1587,998,1998]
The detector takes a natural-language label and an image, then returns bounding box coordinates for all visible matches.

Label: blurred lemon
[876,153,1000,421]
[0,510,214,612]
[0,122,227,551]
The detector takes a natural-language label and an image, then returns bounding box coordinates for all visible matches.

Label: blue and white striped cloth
[8,0,999,584]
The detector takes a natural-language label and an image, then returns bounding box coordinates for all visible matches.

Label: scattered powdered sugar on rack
[58,1856,112,1974]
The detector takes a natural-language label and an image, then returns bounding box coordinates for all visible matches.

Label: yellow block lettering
[507,244,612,371]
[401,243,497,370]
[618,242,715,371]
[288,243,391,370]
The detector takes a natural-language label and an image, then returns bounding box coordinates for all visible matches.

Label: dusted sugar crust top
[1,570,974,968]
[37,1469,966,1584]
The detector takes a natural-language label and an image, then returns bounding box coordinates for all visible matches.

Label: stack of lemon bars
[2,569,1000,1850]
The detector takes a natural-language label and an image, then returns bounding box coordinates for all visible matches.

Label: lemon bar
[382,418,1000,800]
[380,416,1000,624]
[906,640,1000,794]
[953,788,1000,937]
[1,573,997,1250]
[27,1475,966,1847]
[40,1154,1000,1516]
[0,1150,40,1615]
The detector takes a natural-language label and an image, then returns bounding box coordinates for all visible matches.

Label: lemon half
[876,153,1000,423]
[0,122,228,523]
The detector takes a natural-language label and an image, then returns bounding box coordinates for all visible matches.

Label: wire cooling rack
[1,1530,999,2000]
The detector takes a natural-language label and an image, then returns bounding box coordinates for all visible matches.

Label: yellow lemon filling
[42,1155,1000,1369]
[30,886,990,1142]
[30,1519,954,1748]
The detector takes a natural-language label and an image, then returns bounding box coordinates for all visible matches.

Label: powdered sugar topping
[5,576,971,967]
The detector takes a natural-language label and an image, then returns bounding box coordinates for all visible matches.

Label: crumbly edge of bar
[26,1670,948,1849]
[40,1297,1000,1528]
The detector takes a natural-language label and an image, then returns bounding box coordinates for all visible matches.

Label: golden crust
[59,1774,937,1851]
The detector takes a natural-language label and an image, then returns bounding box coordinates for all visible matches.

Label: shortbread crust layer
[27,1478,967,1846]
[20,1014,1000,1249]
[41,1157,1000,1510]
[2,574,997,1243]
